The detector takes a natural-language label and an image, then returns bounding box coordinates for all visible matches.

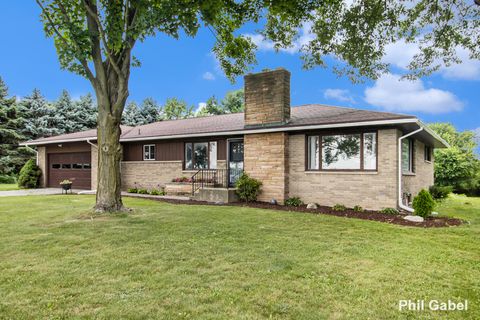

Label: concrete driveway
[0,188,90,197]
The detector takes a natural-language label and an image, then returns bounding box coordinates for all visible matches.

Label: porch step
[192,187,238,203]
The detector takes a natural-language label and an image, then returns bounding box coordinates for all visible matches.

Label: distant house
[22,68,447,211]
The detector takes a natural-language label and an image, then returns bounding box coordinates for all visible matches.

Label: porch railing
[191,169,243,195]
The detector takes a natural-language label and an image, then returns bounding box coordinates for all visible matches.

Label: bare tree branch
[35,0,96,85]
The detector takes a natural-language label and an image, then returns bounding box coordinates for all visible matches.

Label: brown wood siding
[122,137,232,162]
[48,152,91,189]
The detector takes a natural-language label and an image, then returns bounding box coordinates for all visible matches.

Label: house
[22,68,448,211]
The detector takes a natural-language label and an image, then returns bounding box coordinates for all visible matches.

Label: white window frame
[143,144,156,161]
[402,139,415,173]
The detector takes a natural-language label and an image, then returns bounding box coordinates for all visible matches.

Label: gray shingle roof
[23,104,416,145]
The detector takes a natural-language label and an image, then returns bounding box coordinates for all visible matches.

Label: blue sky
[0,2,478,138]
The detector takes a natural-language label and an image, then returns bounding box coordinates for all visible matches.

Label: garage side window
[143,145,155,161]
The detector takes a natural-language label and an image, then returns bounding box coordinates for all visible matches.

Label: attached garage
[48,152,92,189]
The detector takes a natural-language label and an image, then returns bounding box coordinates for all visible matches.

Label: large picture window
[307,132,377,171]
[185,142,217,170]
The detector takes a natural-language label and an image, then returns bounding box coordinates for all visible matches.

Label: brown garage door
[48,152,91,189]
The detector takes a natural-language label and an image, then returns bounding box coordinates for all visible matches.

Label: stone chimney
[244,68,290,128]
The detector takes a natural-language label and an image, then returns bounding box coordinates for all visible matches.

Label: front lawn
[0,195,478,319]
[0,183,19,191]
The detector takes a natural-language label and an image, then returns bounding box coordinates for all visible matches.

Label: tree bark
[94,94,125,212]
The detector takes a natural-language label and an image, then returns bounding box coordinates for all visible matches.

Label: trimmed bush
[17,159,41,189]
[429,185,453,201]
[137,188,148,194]
[332,204,346,211]
[285,197,303,207]
[127,188,138,193]
[380,207,399,215]
[235,173,262,202]
[353,205,364,212]
[412,189,435,218]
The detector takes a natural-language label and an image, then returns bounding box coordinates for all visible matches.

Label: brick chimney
[244,68,291,128]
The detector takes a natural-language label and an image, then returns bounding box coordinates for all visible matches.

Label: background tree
[75,93,98,130]
[221,89,244,113]
[18,89,60,140]
[429,123,479,195]
[140,98,161,124]
[0,78,31,177]
[197,96,222,116]
[161,98,194,120]
[35,0,479,211]
[122,101,145,126]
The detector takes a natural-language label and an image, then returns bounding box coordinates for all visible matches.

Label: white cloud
[324,89,356,104]
[243,22,314,55]
[202,71,215,81]
[364,73,464,114]
[195,102,207,115]
[383,40,480,81]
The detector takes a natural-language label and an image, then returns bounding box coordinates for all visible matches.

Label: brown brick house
[22,68,448,211]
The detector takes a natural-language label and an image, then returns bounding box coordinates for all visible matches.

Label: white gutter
[20,136,97,147]
[23,145,39,165]
[398,127,424,213]
[86,139,98,149]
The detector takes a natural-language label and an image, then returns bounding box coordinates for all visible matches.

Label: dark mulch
[125,194,463,228]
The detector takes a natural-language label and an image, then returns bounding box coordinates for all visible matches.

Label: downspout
[24,145,39,165]
[398,127,424,212]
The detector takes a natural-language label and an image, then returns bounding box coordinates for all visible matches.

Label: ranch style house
[22,68,448,211]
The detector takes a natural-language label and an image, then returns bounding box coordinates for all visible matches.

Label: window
[61,164,71,169]
[83,163,92,170]
[52,164,61,169]
[402,139,414,173]
[185,141,217,170]
[424,145,432,162]
[72,163,83,169]
[143,145,155,160]
[307,132,377,171]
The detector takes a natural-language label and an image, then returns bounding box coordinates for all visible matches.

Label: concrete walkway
[0,188,85,197]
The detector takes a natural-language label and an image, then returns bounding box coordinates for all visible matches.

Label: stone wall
[244,132,288,204]
[402,139,434,202]
[120,160,184,190]
[244,68,290,127]
[37,146,47,188]
[288,129,400,210]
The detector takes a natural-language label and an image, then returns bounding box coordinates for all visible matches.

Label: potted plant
[60,179,73,194]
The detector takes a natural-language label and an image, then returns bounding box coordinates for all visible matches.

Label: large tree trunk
[94,95,125,212]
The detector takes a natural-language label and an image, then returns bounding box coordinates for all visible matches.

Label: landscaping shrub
[429,185,453,201]
[137,188,148,194]
[353,205,364,212]
[332,204,346,211]
[17,159,41,189]
[127,188,138,193]
[235,173,262,202]
[172,177,192,183]
[285,197,303,207]
[0,175,16,184]
[412,189,435,218]
[150,188,164,196]
[380,208,399,215]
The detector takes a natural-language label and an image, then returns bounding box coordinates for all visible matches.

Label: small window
[402,139,414,173]
[72,163,83,169]
[424,145,432,162]
[209,142,217,169]
[363,132,377,170]
[52,164,61,169]
[185,143,193,170]
[61,164,71,169]
[307,136,319,170]
[143,145,155,160]
[83,163,92,170]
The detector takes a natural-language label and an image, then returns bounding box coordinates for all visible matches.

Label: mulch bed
[124,194,464,228]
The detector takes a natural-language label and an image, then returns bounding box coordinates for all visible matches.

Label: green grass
[0,195,478,319]
[0,183,19,191]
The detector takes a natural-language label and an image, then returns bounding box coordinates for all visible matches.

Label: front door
[228,140,244,186]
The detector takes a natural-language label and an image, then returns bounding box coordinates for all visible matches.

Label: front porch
[190,168,243,203]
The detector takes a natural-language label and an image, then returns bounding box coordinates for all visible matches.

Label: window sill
[402,172,416,176]
[304,170,378,175]
[425,160,432,164]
